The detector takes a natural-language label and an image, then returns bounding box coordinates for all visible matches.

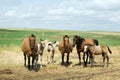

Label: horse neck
[76,38,84,50]
[52,43,57,48]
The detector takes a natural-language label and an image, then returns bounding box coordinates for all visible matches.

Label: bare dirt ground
[0,46,120,80]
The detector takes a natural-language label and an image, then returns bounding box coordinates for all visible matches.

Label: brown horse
[58,35,73,64]
[21,34,38,70]
[84,44,112,67]
[73,35,99,66]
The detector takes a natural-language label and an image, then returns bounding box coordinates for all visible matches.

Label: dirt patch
[0,46,120,80]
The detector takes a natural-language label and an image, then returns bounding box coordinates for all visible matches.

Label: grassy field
[0,28,120,80]
[0,28,120,47]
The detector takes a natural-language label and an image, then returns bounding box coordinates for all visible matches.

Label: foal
[84,45,112,67]
[46,41,59,64]
[37,39,46,67]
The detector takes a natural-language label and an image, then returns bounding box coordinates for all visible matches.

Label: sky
[0,0,120,31]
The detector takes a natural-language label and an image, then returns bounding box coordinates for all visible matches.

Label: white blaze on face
[84,45,88,52]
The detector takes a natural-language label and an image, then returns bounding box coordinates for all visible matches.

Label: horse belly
[94,46,102,55]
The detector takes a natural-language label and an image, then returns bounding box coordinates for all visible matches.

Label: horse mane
[93,39,99,46]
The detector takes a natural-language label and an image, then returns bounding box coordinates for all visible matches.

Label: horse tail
[93,39,99,46]
[107,46,112,54]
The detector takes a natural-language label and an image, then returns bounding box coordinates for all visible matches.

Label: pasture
[0,29,120,80]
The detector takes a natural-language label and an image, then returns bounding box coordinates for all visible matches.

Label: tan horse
[21,34,38,70]
[84,45,112,67]
[58,35,73,64]
[73,35,99,66]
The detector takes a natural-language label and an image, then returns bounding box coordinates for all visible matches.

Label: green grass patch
[0,28,120,47]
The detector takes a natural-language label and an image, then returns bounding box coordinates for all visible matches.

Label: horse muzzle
[72,44,75,47]
[31,45,35,49]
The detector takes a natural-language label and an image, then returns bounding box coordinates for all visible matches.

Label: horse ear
[40,39,43,41]
[31,34,36,38]
[74,35,77,38]
[64,35,69,38]
[54,41,57,43]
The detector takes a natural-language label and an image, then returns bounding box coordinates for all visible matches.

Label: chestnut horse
[84,44,112,67]
[73,35,99,66]
[21,34,38,70]
[58,35,73,64]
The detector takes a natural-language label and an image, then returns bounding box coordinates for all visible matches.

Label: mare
[84,44,112,67]
[21,34,38,70]
[73,35,99,66]
[58,35,73,64]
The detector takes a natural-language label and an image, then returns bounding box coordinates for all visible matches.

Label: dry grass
[0,46,120,80]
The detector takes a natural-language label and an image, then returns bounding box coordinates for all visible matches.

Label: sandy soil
[0,46,120,80]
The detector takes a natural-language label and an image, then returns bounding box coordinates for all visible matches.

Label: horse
[84,44,112,67]
[21,34,38,70]
[46,40,59,64]
[72,35,99,66]
[37,39,46,67]
[58,35,73,64]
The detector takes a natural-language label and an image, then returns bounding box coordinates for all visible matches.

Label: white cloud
[0,0,120,31]
[4,10,15,16]
[4,10,37,18]
[92,0,120,10]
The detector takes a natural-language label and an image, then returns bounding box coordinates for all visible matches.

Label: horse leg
[90,54,94,67]
[85,52,89,66]
[51,50,54,63]
[88,53,91,64]
[106,55,109,67]
[24,53,26,67]
[83,52,87,67]
[28,56,30,69]
[40,54,42,67]
[34,55,38,68]
[47,52,50,64]
[66,53,70,64]
[32,57,35,69]
[102,54,105,67]
[61,53,64,64]
[77,51,81,65]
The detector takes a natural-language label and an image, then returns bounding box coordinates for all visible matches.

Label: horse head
[73,35,79,47]
[73,35,85,47]
[63,35,69,49]
[29,34,36,49]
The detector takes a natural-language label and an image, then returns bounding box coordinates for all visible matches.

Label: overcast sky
[0,0,120,31]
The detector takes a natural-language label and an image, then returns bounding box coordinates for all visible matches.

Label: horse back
[84,38,94,45]
[101,45,109,54]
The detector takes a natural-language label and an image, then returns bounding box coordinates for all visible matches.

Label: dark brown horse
[84,44,112,67]
[58,35,73,64]
[21,34,38,70]
[73,35,99,66]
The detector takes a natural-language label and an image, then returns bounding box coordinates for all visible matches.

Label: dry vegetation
[0,46,120,80]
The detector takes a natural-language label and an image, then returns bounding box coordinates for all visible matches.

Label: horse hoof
[61,62,64,65]
[66,62,70,64]
[28,67,31,70]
